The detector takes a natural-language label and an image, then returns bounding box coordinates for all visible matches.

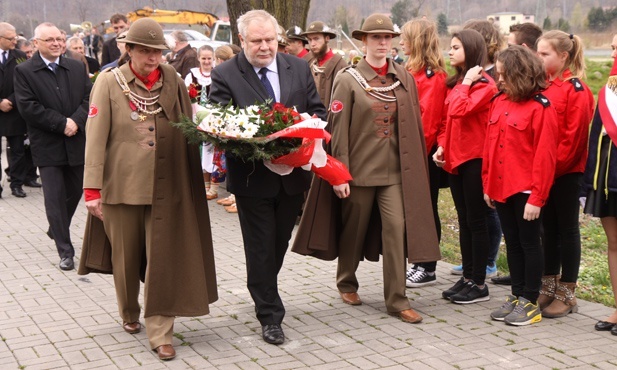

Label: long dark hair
[446,29,488,88]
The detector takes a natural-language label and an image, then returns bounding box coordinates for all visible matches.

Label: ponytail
[538,30,586,80]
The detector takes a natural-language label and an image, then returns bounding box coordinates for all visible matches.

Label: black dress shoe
[11,187,26,198]
[491,274,512,285]
[59,257,74,271]
[262,324,285,345]
[595,321,617,331]
[612,325,617,336]
[24,180,42,188]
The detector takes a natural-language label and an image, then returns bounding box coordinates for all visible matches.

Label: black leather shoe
[59,257,74,271]
[491,274,512,285]
[262,324,285,345]
[24,180,42,188]
[595,321,617,331]
[11,187,26,198]
[612,325,617,336]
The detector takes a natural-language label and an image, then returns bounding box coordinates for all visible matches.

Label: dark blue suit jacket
[209,51,326,197]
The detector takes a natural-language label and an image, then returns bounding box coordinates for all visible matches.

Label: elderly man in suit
[209,9,326,345]
[0,22,29,198]
[14,22,92,271]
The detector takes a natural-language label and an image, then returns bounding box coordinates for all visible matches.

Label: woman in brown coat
[294,14,439,324]
[79,18,217,361]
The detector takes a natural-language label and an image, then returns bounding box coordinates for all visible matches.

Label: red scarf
[318,49,335,66]
[367,60,389,76]
[129,62,161,90]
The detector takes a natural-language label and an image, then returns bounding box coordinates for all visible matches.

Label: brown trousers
[102,204,174,349]
[336,184,411,313]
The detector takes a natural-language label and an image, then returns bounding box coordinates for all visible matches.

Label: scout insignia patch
[330,100,343,113]
[88,104,98,118]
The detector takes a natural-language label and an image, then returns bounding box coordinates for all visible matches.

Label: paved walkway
[0,183,616,370]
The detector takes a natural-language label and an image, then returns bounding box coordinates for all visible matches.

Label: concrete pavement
[1,184,616,369]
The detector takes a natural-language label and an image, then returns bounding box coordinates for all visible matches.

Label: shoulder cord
[345,67,400,102]
[111,67,163,115]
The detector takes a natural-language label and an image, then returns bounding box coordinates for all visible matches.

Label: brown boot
[542,280,578,318]
[537,274,558,310]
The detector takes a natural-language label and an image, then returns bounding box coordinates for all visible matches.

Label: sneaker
[486,264,498,278]
[491,295,518,321]
[405,264,417,279]
[451,264,463,275]
[406,266,437,288]
[504,297,542,326]
[450,283,490,304]
[442,277,467,300]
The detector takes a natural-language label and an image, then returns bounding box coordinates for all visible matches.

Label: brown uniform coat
[78,63,218,318]
[303,51,348,109]
[292,59,441,264]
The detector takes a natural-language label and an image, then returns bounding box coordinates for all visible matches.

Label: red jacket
[437,73,497,174]
[412,67,447,153]
[542,69,594,178]
[482,93,558,207]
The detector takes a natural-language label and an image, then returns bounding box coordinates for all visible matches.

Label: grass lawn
[437,58,615,308]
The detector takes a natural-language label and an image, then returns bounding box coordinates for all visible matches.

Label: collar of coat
[31,51,70,73]
[354,57,408,92]
[117,62,179,120]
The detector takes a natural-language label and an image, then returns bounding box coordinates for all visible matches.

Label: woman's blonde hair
[401,18,445,74]
[538,30,586,79]
[215,45,234,62]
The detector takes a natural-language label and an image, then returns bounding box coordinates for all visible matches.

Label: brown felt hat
[286,26,308,44]
[352,14,400,40]
[122,18,168,50]
[301,21,337,39]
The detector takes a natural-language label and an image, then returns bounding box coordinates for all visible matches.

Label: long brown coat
[78,63,218,318]
[292,59,441,264]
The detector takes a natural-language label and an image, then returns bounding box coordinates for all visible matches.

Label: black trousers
[542,173,582,282]
[416,148,443,272]
[449,159,490,285]
[235,189,304,326]
[496,193,544,303]
[39,165,84,259]
[4,135,28,188]
[5,137,38,183]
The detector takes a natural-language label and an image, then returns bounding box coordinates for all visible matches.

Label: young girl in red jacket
[399,18,448,288]
[484,46,558,326]
[535,30,595,318]
[434,29,497,303]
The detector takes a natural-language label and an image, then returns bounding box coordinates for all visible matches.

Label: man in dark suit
[101,13,129,66]
[209,9,326,345]
[14,22,92,271]
[0,22,29,198]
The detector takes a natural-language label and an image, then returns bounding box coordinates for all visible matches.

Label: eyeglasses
[0,36,17,42]
[37,37,65,44]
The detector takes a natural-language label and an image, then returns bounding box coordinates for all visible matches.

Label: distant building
[487,12,535,34]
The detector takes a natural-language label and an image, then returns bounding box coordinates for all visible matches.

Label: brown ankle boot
[542,280,578,318]
[537,275,558,310]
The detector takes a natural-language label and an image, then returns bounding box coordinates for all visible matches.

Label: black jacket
[14,52,92,167]
[209,52,326,197]
[0,49,27,136]
[101,37,120,66]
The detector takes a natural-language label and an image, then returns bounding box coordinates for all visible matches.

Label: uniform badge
[330,100,344,113]
[88,104,98,118]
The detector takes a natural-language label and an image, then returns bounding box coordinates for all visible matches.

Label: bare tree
[226,0,311,45]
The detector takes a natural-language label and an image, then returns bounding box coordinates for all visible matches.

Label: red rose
[188,84,199,99]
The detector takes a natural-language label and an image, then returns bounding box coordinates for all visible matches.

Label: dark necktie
[259,67,276,102]
[49,62,58,73]
[1,51,7,65]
